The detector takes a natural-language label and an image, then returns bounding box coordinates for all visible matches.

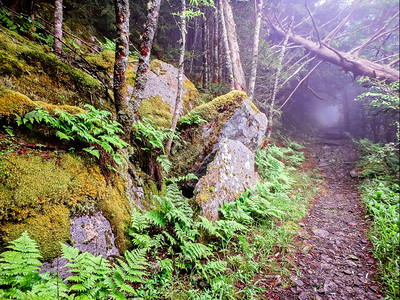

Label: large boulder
[170,91,267,179]
[135,60,200,127]
[194,139,260,220]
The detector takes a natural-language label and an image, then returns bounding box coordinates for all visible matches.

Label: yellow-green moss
[0,26,109,110]
[0,88,36,118]
[0,88,85,120]
[150,59,167,75]
[169,91,247,177]
[0,149,131,260]
[191,90,247,122]
[85,50,115,72]
[1,204,70,260]
[138,95,172,128]
[182,79,200,111]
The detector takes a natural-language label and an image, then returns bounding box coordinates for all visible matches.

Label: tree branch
[305,0,322,46]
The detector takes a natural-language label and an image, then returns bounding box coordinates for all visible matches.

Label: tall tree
[219,0,234,90]
[166,0,187,156]
[130,0,162,111]
[54,0,63,54]
[248,0,263,99]
[113,0,131,136]
[222,0,246,91]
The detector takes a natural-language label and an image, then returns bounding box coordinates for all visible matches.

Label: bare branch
[307,85,326,100]
[278,61,323,110]
[388,58,399,67]
[350,12,399,56]
[317,7,346,31]
[305,0,322,46]
[281,55,315,86]
[324,0,362,45]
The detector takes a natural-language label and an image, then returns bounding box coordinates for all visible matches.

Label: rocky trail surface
[274,137,384,299]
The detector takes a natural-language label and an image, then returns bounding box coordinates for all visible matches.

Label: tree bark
[166,0,187,156]
[268,21,399,83]
[219,0,234,90]
[222,0,246,91]
[130,0,162,110]
[54,0,63,54]
[213,6,220,82]
[202,12,209,89]
[248,0,263,99]
[113,0,132,137]
[266,18,292,140]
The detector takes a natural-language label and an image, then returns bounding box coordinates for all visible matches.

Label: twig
[305,0,322,46]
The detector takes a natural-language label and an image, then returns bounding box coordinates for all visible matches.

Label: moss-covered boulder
[136,60,200,127]
[0,26,111,111]
[0,146,130,261]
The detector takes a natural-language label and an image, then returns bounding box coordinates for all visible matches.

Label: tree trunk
[113,0,132,137]
[213,8,220,82]
[166,0,187,156]
[202,12,209,89]
[219,0,234,90]
[54,0,63,54]
[266,18,292,140]
[248,0,263,99]
[268,21,399,83]
[222,0,246,91]
[130,0,162,110]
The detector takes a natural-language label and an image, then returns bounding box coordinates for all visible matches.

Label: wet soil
[274,138,384,299]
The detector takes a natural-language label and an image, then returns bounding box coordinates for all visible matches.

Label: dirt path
[276,138,384,299]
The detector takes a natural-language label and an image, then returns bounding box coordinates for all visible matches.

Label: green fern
[113,248,149,294]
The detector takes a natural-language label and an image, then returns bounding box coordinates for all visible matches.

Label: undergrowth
[356,139,399,299]
[0,142,315,299]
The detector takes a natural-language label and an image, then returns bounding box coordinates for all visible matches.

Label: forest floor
[272,136,384,300]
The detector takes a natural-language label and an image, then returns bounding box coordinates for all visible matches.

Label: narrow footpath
[277,138,384,299]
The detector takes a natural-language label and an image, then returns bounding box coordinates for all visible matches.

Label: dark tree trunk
[54,0,63,54]
[202,12,209,89]
[130,0,162,110]
[113,0,132,137]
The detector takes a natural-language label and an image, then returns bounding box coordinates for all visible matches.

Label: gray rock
[312,228,330,238]
[349,170,358,178]
[324,279,338,294]
[194,139,259,220]
[219,98,267,151]
[70,211,119,258]
[298,292,308,300]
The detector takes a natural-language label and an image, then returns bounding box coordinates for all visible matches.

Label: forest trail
[276,136,384,299]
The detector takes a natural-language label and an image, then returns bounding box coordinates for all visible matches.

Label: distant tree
[54,0,63,54]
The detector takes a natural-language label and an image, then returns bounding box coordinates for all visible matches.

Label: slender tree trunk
[113,0,132,137]
[213,6,220,82]
[266,18,292,140]
[130,0,162,111]
[219,0,234,90]
[189,18,198,75]
[222,0,246,91]
[202,12,209,89]
[248,0,263,99]
[54,0,63,54]
[166,0,187,156]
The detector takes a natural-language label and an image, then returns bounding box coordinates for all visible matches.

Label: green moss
[1,204,70,260]
[0,149,131,260]
[0,26,110,110]
[191,91,247,122]
[182,79,200,112]
[169,91,247,176]
[138,95,172,128]
[150,59,167,75]
[85,50,115,72]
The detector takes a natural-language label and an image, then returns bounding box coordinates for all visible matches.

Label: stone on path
[312,228,330,238]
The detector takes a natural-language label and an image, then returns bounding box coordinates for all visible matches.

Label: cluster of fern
[0,231,149,299]
[16,105,128,168]
[0,142,308,299]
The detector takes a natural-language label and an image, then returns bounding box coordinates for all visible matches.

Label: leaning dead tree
[265,2,399,83]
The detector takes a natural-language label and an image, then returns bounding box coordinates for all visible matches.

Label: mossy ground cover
[0,133,130,261]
